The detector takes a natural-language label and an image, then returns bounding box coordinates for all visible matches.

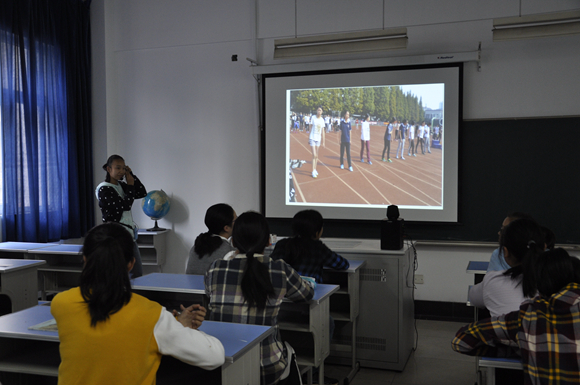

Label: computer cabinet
[323,239,415,371]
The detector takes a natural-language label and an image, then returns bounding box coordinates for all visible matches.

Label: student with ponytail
[51,223,225,385]
[453,248,580,385]
[205,211,314,385]
[186,203,237,275]
[269,210,347,385]
[468,218,545,317]
[95,155,147,278]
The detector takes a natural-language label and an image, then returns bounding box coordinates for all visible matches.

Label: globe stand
[147,220,166,232]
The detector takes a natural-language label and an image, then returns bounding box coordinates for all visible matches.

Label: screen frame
[260,62,463,224]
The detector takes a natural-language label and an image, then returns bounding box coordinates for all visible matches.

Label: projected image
[287,84,444,209]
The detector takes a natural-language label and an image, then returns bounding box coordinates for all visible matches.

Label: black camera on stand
[381,205,404,250]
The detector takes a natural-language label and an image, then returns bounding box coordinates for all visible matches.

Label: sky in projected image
[286,83,444,210]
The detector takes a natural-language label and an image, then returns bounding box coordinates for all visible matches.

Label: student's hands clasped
[173,304,207,329]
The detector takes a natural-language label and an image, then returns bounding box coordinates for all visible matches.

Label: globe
[141,190,171,231]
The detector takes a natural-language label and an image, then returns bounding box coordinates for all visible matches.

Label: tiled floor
[325,319,476,385]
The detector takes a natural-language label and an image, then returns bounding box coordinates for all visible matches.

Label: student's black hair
[500,218,544,297]
[102,154,124,183]
[535,248,580,297]
[506,211,533,222]
[342,110,350,118]
[193,203,235,259]
[389,117,395,123]
[280,210,324,266]
[80,223,134,327]
[541,226,556,250]
[232,211,274,309]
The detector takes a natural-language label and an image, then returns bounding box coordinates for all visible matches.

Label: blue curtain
[0,0,94,242]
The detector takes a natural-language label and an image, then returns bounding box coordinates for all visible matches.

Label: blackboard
[267,117,580,244]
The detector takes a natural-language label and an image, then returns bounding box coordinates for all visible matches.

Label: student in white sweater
[186,203,237,275]
[469,218,545,317]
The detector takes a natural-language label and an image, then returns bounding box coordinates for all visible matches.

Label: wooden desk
[466,261,489,275]
[466,260,496,385]
[467,260,489,286]
[132,273,208,309]
[0,242,55,259]
[0,304,273,385]
[0,235,169,296]
[132,273,339,385]
[478,356,522,385]
[0,259,46,313]
[465,261,491,318]
[323,259,366,384]
[30,245,83,299]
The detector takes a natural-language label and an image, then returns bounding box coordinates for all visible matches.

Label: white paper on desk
[29,318,58,332]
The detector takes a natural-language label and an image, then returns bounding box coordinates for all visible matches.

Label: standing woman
[338,110,353,171]
[96,155,147,278]
[360,114,372,164]
[407,121,416,157]
[205,211,314,385]
[186,203,237,275]
[381,118,394,163]
[395,120,407,160]
[51,223,225,385]
[309,107,326,178]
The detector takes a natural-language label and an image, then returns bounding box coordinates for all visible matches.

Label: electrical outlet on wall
[414,274,424,284]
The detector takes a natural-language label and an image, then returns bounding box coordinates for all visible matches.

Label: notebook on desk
[29,318,58,332]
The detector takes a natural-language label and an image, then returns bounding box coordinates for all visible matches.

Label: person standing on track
[425,122,432,153]
[360,114,372,165]
[304,113,311,133]
[338,110,353,171]
[407,121,416,157]
[395,120,407,160]
[309,107,326,178]
[417,121,426,155]
[381,117,394,163]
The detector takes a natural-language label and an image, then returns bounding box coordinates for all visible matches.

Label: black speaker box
[381,219,404,250]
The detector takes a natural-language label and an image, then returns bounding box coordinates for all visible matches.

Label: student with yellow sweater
[51,222,225,385]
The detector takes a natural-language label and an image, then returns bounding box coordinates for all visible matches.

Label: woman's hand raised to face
[124,166,135,185]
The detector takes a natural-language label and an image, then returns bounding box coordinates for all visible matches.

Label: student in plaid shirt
[205,211,314,385]
[270,209,348,385]
[269,210,350,284]
[452,248,580,385]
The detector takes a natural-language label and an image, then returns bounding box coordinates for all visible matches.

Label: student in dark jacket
[269,209,349,284]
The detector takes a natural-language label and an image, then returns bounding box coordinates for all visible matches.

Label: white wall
[414,244,497,302]
[91,0,580,301]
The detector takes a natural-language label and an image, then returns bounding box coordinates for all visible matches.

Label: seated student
[52,223,225,385]
[205,211,314,385]
[453,248,580,385]
[487,212,534,272]
[269,209,350,283]
[469,218,544,317]
[269,209,348,385]
[186,203,236,275]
